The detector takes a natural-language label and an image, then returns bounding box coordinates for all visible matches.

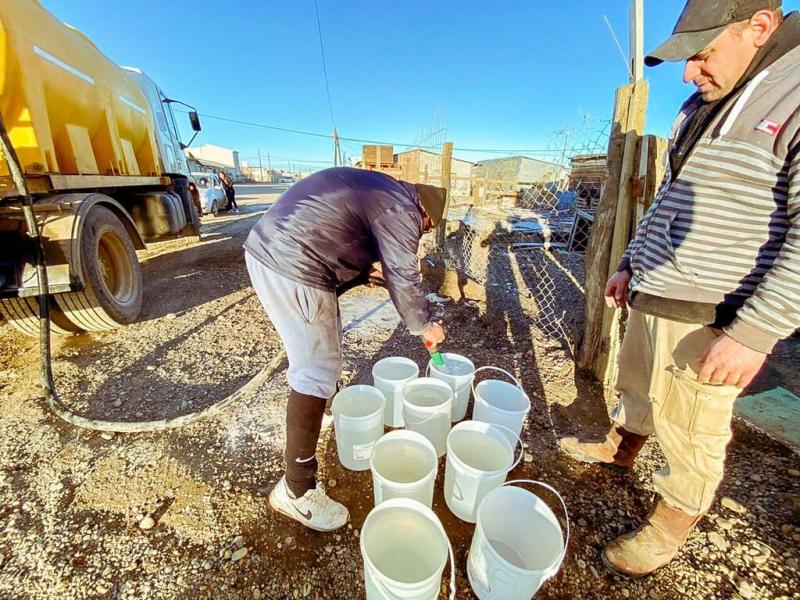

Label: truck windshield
[161,93,184,145]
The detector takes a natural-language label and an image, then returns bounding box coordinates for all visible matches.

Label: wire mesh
[441,117,609,351]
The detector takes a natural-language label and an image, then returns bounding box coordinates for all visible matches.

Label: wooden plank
[435,142,454,249]
[595,83,649,384]
[578,81,649,376]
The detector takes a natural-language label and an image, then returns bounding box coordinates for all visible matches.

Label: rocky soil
[0,185,798,599]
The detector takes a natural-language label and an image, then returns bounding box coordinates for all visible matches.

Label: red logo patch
[755,119,782,136]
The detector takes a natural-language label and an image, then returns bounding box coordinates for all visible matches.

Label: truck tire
[0,296,83,336]
[55,206,143,331]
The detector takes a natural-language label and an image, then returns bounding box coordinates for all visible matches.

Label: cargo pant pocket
[658,365,738,436]
[654,365,739,513]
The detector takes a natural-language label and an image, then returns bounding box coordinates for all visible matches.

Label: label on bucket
[352,441,375,462]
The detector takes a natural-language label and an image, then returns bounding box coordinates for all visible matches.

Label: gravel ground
[0,184,798,599]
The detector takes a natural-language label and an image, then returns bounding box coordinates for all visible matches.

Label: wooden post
[579,81,649,377]
[436,142,454,249]
[630,0,644,82]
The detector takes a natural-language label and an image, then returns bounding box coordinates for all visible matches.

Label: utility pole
[257,148,264,183]
[630,0,645,82]
[332,127,341,167]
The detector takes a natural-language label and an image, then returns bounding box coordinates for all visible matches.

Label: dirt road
[0,184,798,599]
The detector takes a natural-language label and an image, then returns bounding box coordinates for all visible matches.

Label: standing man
[561,0,799,577]
[219,170,238,213]
[244,167,447,532]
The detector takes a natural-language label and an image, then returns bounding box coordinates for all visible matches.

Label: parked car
[192,172,227,216]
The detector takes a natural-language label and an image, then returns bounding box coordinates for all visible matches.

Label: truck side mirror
[189,111,202,132]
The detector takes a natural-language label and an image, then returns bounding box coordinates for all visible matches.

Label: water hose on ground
[0,114,385,433]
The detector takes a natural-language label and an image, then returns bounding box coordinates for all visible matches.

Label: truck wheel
[56,206,143,331]
[0,296,83,336]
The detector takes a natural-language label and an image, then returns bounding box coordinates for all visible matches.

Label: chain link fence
[440,118,610,352]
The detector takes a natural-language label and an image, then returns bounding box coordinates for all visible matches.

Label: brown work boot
[559,422,648,468]
[601,499,703,577]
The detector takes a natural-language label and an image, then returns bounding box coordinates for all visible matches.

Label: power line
[179,109,598,156]
[314,0,336,130]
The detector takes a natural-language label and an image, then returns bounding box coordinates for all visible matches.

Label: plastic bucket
[472,367,531,445]
[427,353,475,423]
[467,480,570,600]
[361,498,456,600]
[444,421,523,523]
[370,430,438,508]
[372,357,419,427]
[402,378,453,458]
[331,385,385,471]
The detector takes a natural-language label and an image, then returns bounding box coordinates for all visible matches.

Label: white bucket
[361,498,456,600]
[444,421,523,523]
[472,367,531,445]
[402,378,453,458]
[370,430,438,508]
[331,385,385,471]
[467,480,570,600]
[426,353,475,423]
[372,357,419,427]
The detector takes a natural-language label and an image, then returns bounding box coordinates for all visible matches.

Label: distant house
[393,149,473,199]
[472,156,568,188]
[184,144,242,180]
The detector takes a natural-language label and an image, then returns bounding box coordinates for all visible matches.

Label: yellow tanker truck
[0,0,204,336]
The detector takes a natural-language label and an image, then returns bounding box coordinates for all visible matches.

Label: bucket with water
[402,378,453,457]
[467,480,570,599]
[372,357,419,427]
[472,367,531,445]
[444,421,523,523]
[427,353,475,423]
[361,498,456,600]
[331,385,385,471]
[370,430,438,508]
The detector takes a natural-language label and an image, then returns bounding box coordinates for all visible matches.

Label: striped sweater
[624,43,800,354]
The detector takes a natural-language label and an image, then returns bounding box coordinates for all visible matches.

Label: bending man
[244,167,447,532]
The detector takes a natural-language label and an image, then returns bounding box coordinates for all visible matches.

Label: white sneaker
[268,476,349,532]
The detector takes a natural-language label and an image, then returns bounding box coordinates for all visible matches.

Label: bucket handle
[470,366,526,401]
[493,424,525,473]
[404,410,449,427]
[501,479,570,577]
[366,522,457,600]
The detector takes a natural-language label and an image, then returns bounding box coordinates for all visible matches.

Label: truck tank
[0,0,161,178]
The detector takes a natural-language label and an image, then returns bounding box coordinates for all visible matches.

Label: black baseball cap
[645,0,782,66]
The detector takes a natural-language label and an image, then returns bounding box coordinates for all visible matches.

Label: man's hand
[422,321,445,347]
[367,265,385,287]
[605,270,632,309]
[698,334,767,389]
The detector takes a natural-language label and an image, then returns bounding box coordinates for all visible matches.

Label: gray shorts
[245,252,342,398]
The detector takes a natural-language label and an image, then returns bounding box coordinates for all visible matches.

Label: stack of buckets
[330,354,569,600]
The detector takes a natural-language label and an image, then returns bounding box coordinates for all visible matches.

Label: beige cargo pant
[610,308,742,516]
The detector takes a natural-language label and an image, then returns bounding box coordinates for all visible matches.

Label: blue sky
[42,0,800,171]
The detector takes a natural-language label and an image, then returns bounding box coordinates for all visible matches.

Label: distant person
[244,167,447,531]
[219,170,238,213]
[560,0,800,577]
